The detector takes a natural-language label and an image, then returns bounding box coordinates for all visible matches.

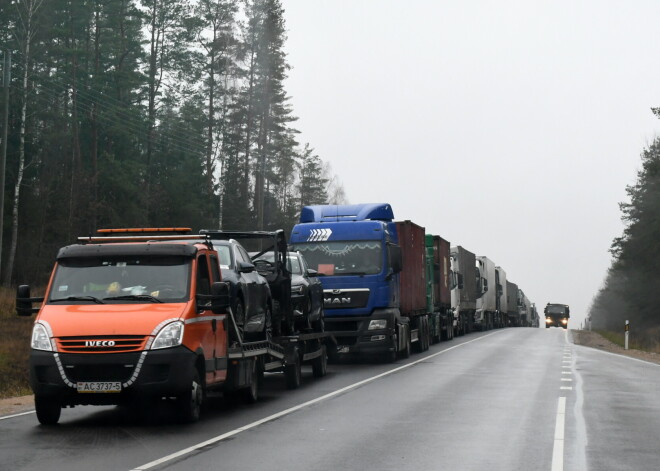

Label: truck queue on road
[15,203,543,425]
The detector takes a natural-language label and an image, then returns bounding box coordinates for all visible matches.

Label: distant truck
[506,280,519,326]
[544,303,570,329]
[426,235,454,342]
[450,245,478,335]
[475,256,496,330]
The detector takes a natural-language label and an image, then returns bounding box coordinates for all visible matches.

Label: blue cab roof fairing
[299,203,394,223]
[290,220,395,244]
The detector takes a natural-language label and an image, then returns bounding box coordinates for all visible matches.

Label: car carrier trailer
[16,228,332,425]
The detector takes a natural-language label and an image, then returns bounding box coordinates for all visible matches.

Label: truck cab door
[195,254,226,385]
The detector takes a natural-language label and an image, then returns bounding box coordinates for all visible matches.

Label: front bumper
[325,311,396,356]
[29,346,197,406]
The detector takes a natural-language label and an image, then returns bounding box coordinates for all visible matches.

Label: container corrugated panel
[435,236,451,307]
[395,221,427,317]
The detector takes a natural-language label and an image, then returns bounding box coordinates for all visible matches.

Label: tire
[241,359,261,404]
[399,327,411,359]
[177,368,204,423]
[285,348,302,389]
[312,306,325,333]
[312,344,328,378]
[546,324,550,329]
[35,395,61,425]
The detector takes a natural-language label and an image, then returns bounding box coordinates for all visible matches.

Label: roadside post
[624,320,629,350]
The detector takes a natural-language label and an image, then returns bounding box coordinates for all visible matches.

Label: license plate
[76,382,122,393]
[337,346,350,354]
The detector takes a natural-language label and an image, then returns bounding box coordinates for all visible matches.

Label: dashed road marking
[560,386,573,390]
[552,397,567,471]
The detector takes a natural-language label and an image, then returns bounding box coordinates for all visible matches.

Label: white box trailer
[475,256,497,330]
[450,245,477,335]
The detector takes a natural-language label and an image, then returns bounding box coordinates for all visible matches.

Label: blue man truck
[290,203,437,361]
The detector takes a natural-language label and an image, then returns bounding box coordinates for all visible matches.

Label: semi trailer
[450,245,478,335]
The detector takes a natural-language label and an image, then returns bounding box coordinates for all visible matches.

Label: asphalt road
[1,328,658,471]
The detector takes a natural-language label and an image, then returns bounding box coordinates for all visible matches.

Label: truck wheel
[177,368,204,423]
[35,395,61,425]
[242,359,262,404]
[285,348,302,389]
[312,344,328,378]
[400,327,411,359]
[546,324,550,329]
[422,317,430,351]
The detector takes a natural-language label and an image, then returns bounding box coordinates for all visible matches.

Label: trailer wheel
[285,348,302,389]
[312,344,328,378]
[399,326,411,359]
[242,358,262,404]
[422,317,430,351]
[35,395,61,425]
[177,368,204,423]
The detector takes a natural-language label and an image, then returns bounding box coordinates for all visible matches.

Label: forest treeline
[0,0,345,285]
[589,109,660,339]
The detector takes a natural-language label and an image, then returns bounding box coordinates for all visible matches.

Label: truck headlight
[561,319,568,324]
[291,285,304,295]
[545,318,552,323]
[151,321,184,350]
[368,319,387,330]
[31,323,54,351]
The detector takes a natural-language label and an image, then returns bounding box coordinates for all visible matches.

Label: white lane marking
[561,378,573,382]
[552,397,567,471]
[560,386,573,390]
[130,331,502,471]
[0,410,35,421]
[561,371,571,375]
[562,361,571,364]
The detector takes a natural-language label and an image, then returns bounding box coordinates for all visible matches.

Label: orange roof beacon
[17,228,330,425]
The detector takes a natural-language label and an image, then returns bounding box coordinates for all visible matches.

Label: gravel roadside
[571,329,660,365]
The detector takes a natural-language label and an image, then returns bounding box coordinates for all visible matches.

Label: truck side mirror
[16,284,42,316]
[482,278,488,293]
[307,268,320,277]
[210,282,230,314]
[388,245,402,275]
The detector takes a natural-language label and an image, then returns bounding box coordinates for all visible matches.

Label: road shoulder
[0,395,33,417]
[571,329,660,365]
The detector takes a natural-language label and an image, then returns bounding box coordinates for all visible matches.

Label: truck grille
[64,364,135,383]
[56,335,147,353]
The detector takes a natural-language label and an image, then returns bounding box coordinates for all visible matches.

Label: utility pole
[0,49,10,280]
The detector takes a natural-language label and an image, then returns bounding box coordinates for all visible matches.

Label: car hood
[37,303,189,337]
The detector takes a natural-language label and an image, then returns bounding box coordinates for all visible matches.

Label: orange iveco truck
[17,228,329,425]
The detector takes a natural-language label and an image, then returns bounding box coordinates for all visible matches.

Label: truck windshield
[292,241,382,276]
[49,256,191,303]
[546,305,568,315]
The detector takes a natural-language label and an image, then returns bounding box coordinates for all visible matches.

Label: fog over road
[1,329,657,471]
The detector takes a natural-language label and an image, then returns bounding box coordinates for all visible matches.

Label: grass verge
[595,328,660,354]
[0,287,35,398]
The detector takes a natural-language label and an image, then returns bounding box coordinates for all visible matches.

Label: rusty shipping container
[431,235,452,309]
[395,220,427,317]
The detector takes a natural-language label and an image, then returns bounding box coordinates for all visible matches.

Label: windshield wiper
[50,296,105,304]
[103,294,163,303]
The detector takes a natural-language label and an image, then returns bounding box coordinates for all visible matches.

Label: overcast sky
[281,0,660,329]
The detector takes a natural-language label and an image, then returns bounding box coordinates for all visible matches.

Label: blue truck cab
[290,204,404,358]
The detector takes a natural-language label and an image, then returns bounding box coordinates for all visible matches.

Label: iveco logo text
[85,340,116,347]
[325,297,351,305]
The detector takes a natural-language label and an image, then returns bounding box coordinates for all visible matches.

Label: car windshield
[292,241,382,276]
[288,256,303,275]
[546,305,568,315]
[49,256,191,303]
[214,244,232,269]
